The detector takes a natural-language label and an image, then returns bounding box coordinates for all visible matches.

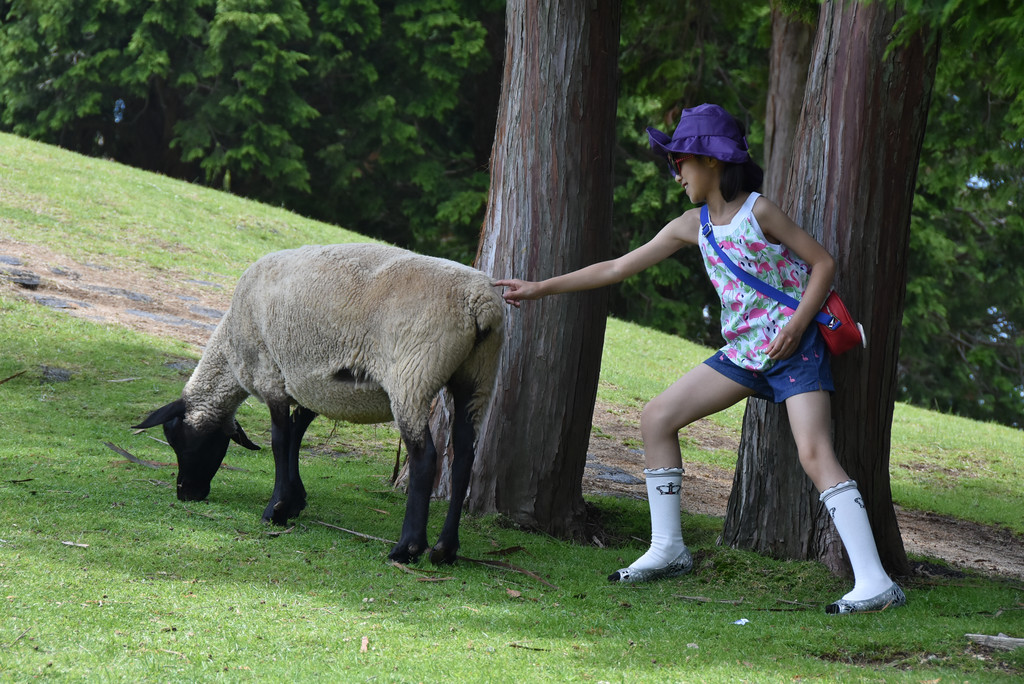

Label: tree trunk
[762,0,816,201]
[466,0,621,539]
[723,0,939,578]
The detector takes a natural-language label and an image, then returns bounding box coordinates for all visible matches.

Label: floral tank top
[698,192,812,371]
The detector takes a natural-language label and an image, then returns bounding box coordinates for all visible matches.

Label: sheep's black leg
[263,404,316,525]
[430,388,476,565]
[389,427,437,564]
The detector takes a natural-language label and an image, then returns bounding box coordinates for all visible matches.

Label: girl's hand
[767,322,806,360]
[493,279,541,307]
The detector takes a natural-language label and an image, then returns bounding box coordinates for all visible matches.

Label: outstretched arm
[495,212,700,307]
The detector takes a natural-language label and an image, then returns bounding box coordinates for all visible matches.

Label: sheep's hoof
[263,498,306,526]
[388,542,424,565]
[429,543,458,566]
[269,504,290,527]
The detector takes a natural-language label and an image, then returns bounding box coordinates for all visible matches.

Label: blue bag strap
[700,205,839,330]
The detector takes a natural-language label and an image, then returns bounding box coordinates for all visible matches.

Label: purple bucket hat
[647,103,750,166]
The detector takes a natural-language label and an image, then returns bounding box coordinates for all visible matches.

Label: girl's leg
[610,364,753,583]
[785,391,904,612]
[782,389,848,491]
[640,363,756,470]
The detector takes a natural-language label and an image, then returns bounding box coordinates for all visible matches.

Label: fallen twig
[2,627,31,649]
[266,525,295,537]
[181,506,222,521]
[485,545,531,558]
[767,599,818,611]
[103,441,163,469]
[312,520,396,545]
[390,561,447,577]
[0,370,27,386]
[389,562,455,581]
[312,524,554,588]
[137,432,168,445]
[458,556,558,590]
[508,642,549,651]
[674,595,745,606]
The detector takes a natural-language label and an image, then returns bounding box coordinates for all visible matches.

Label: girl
[495,103,905,615]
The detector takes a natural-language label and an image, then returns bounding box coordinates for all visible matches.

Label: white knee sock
[627,467,687,571]
[820,480,894,600]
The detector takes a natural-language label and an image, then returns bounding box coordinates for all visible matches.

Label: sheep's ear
[231,421,260,450]
[133,399,187,429]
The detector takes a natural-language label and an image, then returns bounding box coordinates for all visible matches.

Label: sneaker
[608,546,693,584]
[825,582,906,614]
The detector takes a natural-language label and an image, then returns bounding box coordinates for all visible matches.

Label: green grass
[1,134,1023,681]
[889,403,1024,530]
[0,132,369,280]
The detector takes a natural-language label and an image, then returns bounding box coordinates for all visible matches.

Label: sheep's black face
[133,399,231,502]
[160,418,230,502]
[134,399,261,502]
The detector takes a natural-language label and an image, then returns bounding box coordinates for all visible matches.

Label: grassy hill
[1,133,1022,681]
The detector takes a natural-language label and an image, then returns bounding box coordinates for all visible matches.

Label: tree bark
[723,0,939,578]
[466,0,621,539]
[762,0,816,201]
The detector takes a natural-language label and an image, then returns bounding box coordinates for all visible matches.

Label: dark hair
[720,159,764,202]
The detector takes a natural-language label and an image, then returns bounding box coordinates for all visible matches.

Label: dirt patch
[0,238,233,350]
[4,236,1023,580]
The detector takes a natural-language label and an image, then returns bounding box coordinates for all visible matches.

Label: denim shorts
[702,326,835,403]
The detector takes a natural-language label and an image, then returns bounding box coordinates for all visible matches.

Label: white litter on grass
[733,618,749,625]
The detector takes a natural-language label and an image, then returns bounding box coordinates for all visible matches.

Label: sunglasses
[667,153,694,177]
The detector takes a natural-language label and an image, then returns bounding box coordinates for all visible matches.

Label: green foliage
[339,0,501,263]
[610,0,771,343]
[176,0,319,200]
[0,0,502,262]
[0,0,135,147]
[775,0,819,25]
[895,0,1024,426]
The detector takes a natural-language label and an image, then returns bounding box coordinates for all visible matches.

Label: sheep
[133,243,504,565]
